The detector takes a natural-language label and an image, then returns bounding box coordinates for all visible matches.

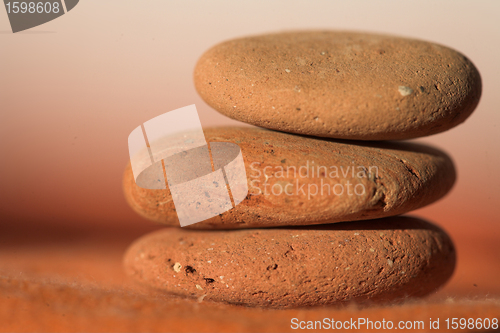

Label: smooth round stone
[123,216,456,308]
[194,31,481,140]
[123,127,455,229]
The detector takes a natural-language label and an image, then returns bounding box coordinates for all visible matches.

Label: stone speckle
[398,86,414,96]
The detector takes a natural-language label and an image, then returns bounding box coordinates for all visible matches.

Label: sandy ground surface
[1,220,499,332]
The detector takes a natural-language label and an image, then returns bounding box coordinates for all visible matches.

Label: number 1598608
[5,2,60,14]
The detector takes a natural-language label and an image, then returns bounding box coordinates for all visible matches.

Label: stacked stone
[123,31,481,308]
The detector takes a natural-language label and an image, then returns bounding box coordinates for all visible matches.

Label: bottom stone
[123,216,455,308]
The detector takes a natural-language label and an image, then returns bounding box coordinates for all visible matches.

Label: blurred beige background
[1,1,499,253]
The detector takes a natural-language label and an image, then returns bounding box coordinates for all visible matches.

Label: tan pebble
[123,216,456,308]
[123,127,455,229]
[194,31,481,140]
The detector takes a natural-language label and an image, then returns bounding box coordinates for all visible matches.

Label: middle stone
[123,127,455,229]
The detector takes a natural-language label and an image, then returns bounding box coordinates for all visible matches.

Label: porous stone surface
[123,127,455,229]
[194,31,481,140]
[123,216,456,308]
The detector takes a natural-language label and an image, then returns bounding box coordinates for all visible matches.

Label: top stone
[194,31,481,140]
